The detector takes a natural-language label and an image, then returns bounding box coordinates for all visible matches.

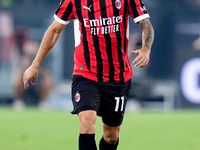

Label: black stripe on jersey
[87,0,103,82]
[75,0,91,71]
[112,0,124,82]
[61,2,73,21]
[130,0,139,17]
[100,0,115,82]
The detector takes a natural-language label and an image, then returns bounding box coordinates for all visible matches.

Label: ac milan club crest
[75,91,81,102]
[115,0,122,9]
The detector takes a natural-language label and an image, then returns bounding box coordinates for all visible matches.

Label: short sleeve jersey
[54,0,150,83]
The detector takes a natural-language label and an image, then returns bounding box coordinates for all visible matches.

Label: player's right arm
[23,20,66,89]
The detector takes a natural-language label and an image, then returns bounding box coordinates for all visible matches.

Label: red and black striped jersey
[54,0,149,83]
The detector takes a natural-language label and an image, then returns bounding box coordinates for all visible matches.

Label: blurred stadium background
[0,0,200,110]
[0,0,200,150]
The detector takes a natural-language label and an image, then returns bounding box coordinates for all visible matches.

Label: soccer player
[23,0,154,149]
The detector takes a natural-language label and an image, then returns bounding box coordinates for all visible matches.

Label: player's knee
[104,136,119,145]
[79,111,97,134]
[80,118,96,133]
[103,125,120,145]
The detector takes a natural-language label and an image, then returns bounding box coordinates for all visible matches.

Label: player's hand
[23,65,38,89]
[132,47,150,68]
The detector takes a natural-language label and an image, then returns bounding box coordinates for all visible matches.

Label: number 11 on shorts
[114,96,124,112]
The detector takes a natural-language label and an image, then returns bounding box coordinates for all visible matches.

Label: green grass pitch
[0,107,200,150]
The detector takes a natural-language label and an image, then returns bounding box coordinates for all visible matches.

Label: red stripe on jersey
[100,38,110,82]
[88,35,97,74]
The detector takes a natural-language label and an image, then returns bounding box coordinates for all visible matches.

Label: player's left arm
[132,18,154,68]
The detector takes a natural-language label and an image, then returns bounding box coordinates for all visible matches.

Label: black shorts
[71,75,131,127]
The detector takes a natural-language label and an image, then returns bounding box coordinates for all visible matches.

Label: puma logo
[83,5,92,12]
